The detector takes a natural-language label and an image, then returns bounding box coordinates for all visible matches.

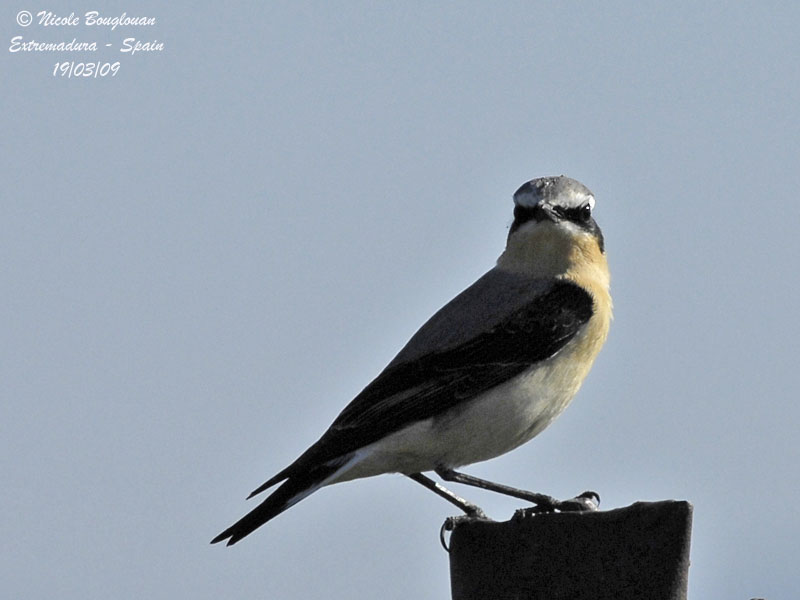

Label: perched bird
[212,175,611,546]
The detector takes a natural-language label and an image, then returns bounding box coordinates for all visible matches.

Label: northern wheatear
[212,175,611,545]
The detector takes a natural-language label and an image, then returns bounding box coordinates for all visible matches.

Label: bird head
[510,176,603,251]
[500,176,606,278]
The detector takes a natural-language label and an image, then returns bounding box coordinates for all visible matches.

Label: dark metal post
[448,500,692,600]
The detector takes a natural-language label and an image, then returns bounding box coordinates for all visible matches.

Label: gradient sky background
[3,2,799,598]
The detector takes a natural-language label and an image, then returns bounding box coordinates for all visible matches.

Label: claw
[513,490,601,520]
[558,491,600,512]
[439,512,493,552]
[466,506,489,520]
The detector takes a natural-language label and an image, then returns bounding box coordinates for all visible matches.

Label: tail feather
[211,462,344,546]
[247,467,290,500]
[247,432,341,500]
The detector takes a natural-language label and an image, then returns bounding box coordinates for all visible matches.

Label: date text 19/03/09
[9,37,163,56]
[53,62,121,78]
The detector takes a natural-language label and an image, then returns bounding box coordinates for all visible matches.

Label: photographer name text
[31,11,155,30]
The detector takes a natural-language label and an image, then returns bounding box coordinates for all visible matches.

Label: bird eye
[579,204,592,223]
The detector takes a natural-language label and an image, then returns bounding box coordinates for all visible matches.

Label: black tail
[246,466,291,500]
[211,464,339,546]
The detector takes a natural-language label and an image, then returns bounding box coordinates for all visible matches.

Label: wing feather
[275,272,594,478]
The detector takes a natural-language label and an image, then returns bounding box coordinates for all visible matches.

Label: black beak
[535,202,560,222]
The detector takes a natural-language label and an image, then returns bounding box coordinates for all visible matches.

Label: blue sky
[3,2,799,598]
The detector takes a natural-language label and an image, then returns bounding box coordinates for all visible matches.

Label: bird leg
[406,473,488,519]
[435,467,599,513]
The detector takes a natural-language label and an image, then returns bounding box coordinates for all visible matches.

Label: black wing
[216,273,594,543]
[262,276,594,485]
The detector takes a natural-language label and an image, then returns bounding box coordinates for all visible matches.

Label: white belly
[330,337,596,484]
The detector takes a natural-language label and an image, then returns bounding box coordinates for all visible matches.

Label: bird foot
[513,490,600,520]
[439,511,493,552]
